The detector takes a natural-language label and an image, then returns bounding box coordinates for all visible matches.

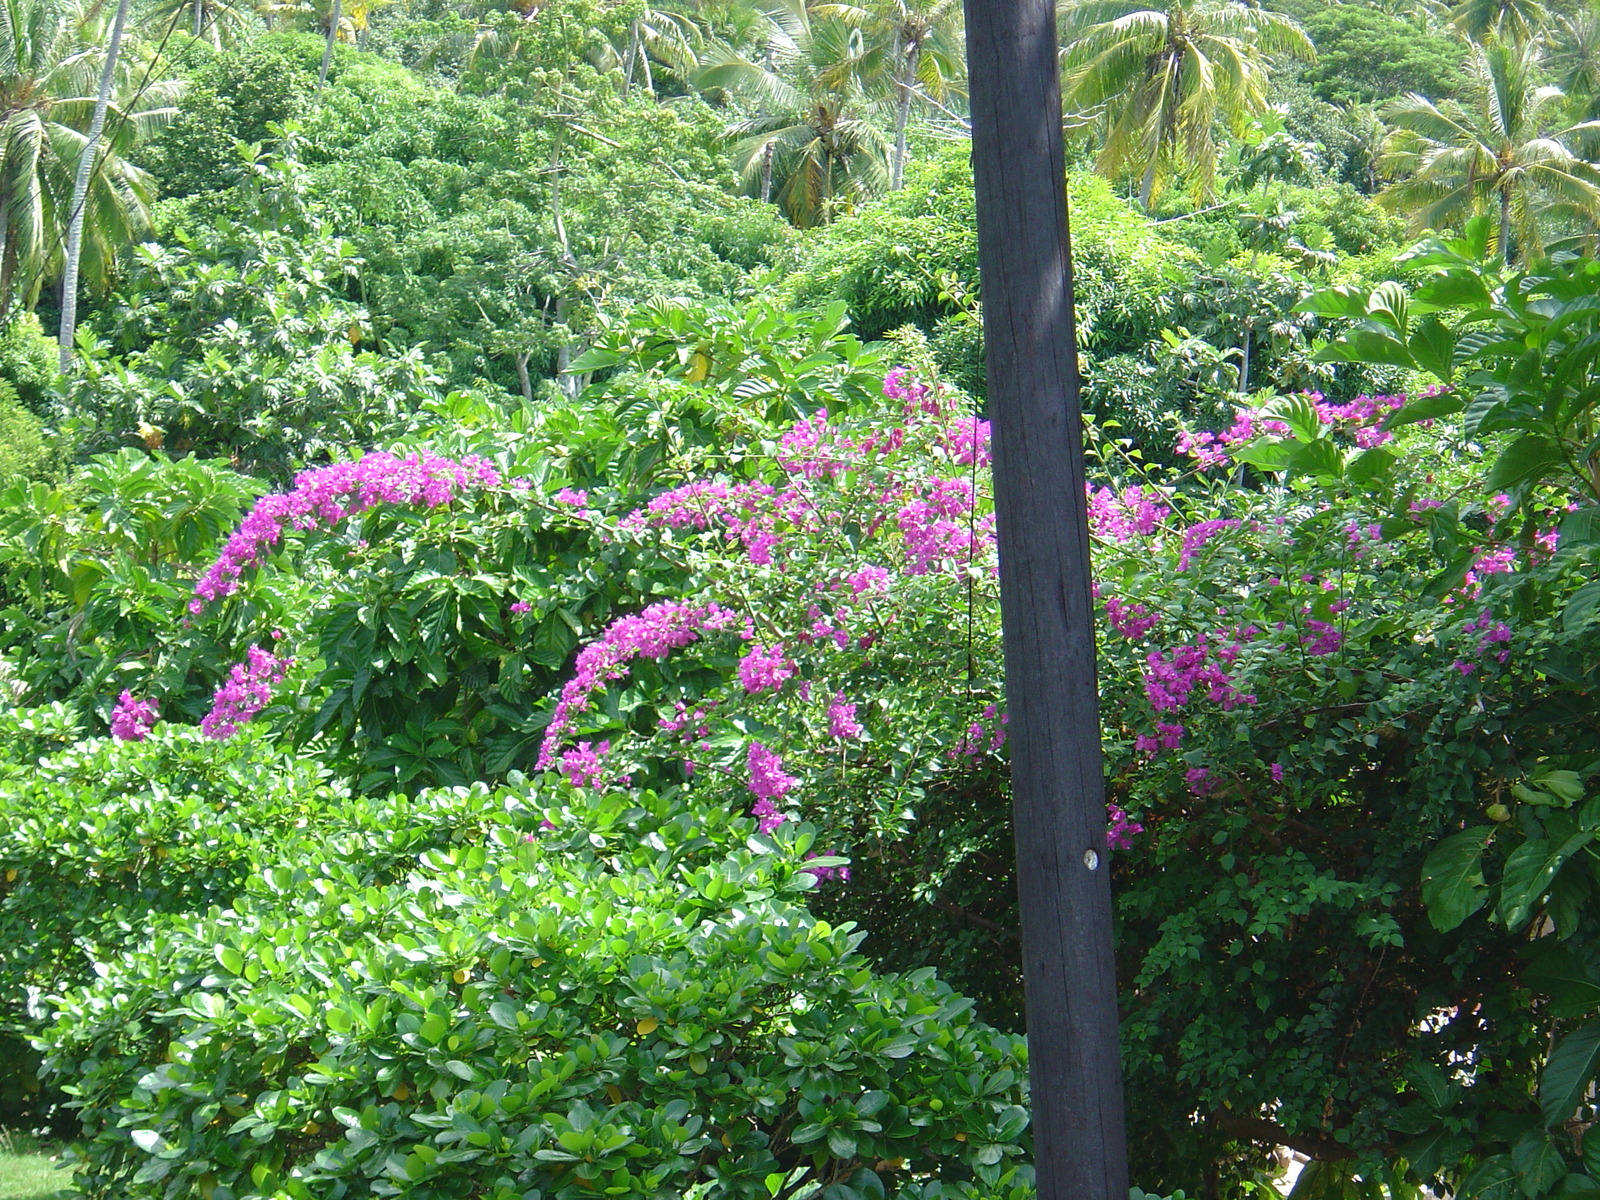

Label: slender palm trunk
[1500,186,1513,264]
[549,131,584,400]
[0,196,12,327]
[623,18,639,93]
[59,0,131,373]
[823,149,834,225]
[318,0,341,91]
[891,40,919,191]
[760,139,774,203]
[192,0,202,38]
[515,351,532,404]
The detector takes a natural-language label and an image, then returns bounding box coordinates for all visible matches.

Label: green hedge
[39,783,1031,1200]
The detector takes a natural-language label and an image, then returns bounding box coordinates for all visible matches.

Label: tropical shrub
[0,386,57,486]
[0,451,262,709]
[71,141,447,476]
[39,781,1032,1200]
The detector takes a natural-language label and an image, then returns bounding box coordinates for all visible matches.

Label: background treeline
[7,0,1600,483]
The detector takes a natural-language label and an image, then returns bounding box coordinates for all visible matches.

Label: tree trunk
[623,18,639,94]
[823,150,834,225]
[1500,186,1513,265]
[59,0,132,373]
[760,139,774,204]
[318,0,340,91]
[1239,327,1251,393]
[964,3,1129,1200]
[891,40,919,191]
[192,0,202,38]
[1139,157,1157,209]
[515,352,533,404]
[0,196,12,327]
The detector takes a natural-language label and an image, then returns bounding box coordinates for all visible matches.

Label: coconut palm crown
[1059,0,1314,208]
[1379,39,1600,263]
[695,7,890,227]
[0,0,179,319]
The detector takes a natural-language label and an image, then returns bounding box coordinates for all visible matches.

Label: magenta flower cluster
[1106,596,1159,640]
[1088,485,1167,543]
[738,644,795,693]
[897,478,993,576]
[748,740,797,802]
[191,451,501,613]
[1107,804,1144,850]
[828,694,863,739]
[950,703,1008,759]
[560,741,612,788]
[537,601,737,769]
[1178,520,1241,572]
[1143,634,1254,716]
[202,646,292,739]
[110,691,159,742]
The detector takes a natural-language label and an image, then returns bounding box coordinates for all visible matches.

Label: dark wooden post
[961,3,1129,1199]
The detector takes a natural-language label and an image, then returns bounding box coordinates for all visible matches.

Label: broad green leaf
[1403,1062,1457,1112]
[1315,329,1416,370]
[1420,828,1491,932]
[1232,439,1296,471]
[1486,435,1565,495]
[1560,508,1600,548]
[1415,269,1493,310]
[1544,1023,1600,1126]
[1459,1155,1519,1200]
[1514,1130,1570,1198]
[1527,947,1600,1018]
[1500,832,1593,931]
[1565,583,1600,633]
[1346,447,1398,486]
[1287,438,1344,481]
[1295,285,1372,319]
[1409,316,1457,382]
[1387,391,1466,431]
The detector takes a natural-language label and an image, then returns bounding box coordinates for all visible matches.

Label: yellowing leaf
[636,1017,659,1036]
[452,968,470,984]
[4,869,15,882]
[686,351,711,382]
[392,1083,410,1101]
[301,1121,320,1135]
[605,1084,622,1104]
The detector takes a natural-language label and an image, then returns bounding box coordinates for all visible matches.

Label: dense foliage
[10,0,1600,1197]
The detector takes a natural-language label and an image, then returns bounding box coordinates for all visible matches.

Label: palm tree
[615,3,701,96]
[0,0,178,321]
[695,10,891,227]
[1379,39,1600,263]
[1059,0,1315,208]
[811,0,964,189]
[139,0,259,48]
[59,0,131,371]
[1448,0,1546,44]
[1547,1,1600,120]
